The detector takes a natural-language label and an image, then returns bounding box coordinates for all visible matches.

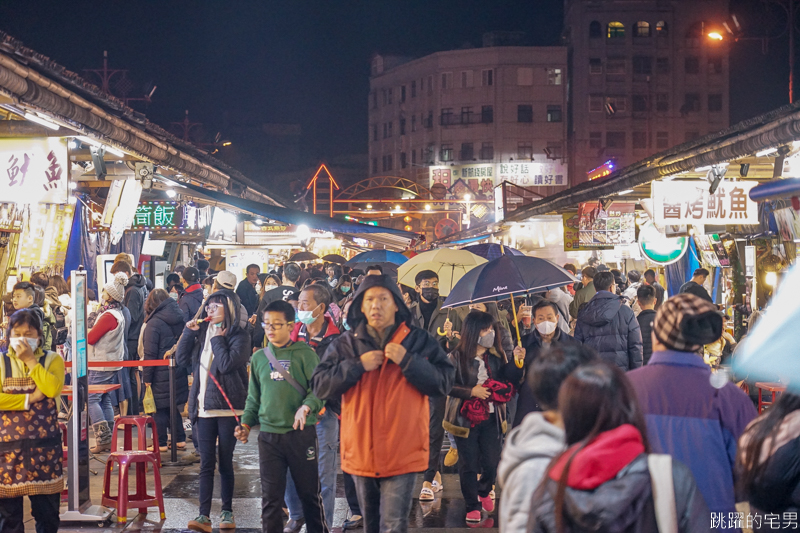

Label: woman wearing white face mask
[507,299,580,428]
[442,311,514,523]
[0,308,65,533]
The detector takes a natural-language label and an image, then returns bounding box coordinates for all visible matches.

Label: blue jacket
[627,350,757,518]
[574,291,643,370]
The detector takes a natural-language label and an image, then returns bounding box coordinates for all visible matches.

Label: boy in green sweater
[234,300,329,533]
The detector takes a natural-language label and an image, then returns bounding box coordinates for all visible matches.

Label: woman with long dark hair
[176,291,251,532]
[528,362,710,532]
[442,310,514,523]
[737,392,800,519]
[332,274,353,306]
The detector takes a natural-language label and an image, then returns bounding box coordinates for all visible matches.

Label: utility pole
[83,51,155,107]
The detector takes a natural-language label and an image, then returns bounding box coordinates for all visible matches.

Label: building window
[632,131,648,149]
[427,75,433,95]
[482,69,494,86]
[387,121,393,137]
[590,58,603,74]
[517,142,533,159]
[547,105,563,122]
[708,56,723,74]
[441,72,453,90]
[632,56,652,75]
[685,131,700,142]
[656,21,668,36]
[685,56,700,74]
[546,142,564,159]
[425,111,434,128]
[634,21,651,37]
[589,132,602,149]
[399,118,406,135]
[411,115,417,132]
[387,88,393,104]
[461,107,474,124]
[425,143,435,164]
[481,105,494,123]
[632,95,649,112]
[656,93,669,112]
[606,131,626,149]
[589,20,602,38]
[589,95,604,113]
[372,124,378,141]
[400,152,407,169]
[440,144,453,162]
[607,21,625,39]
[518,105,533,123]
[708,94,723,112]
[686,21,704,48]
[656,131,669,149]
[606,96,627,113]
[386,155,393,171]
[656,57,670,74]
[547,68,563,85]
[411,150,417,165]
[461,70,474,88]
[683,93,701,113]
[480,142,494,160]
[401,85,406,102]
[381,155,387,172]
[606,58,626,74]
[411,81,416,98]
[517,67,534,86]
[460,143,474,161]
[371,91,377,109]
[382,123,388,139]
[372,158,378,174]
[440,108,455,126]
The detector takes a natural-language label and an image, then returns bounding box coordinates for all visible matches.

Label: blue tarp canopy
[177,181,418,248]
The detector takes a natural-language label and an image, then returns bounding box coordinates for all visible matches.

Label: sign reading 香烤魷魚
[652,181,758,226]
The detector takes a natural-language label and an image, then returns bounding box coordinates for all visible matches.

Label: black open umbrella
[321,254,347,264]
[290,251,320,262]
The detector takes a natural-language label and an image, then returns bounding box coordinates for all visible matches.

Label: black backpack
[52,305,68,346]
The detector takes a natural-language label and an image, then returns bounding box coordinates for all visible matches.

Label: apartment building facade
[368,46,570,201]
[564,0,731,184]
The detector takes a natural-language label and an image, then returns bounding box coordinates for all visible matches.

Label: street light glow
[464,193,471,201]
[708,32,723,41]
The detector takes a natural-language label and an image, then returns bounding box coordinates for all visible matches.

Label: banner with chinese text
[652,181,758,226]
[576,202,635,249]
[429,161,567,201]
[2,138,68,204]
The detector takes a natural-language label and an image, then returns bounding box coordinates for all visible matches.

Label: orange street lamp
[708,32,724,41]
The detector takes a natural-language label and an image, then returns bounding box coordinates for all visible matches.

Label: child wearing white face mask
[508,299,580,429]
[0,308,66,533]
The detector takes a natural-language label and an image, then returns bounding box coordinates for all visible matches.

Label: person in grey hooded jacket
[574,271,643,371]
[497,344,597,533]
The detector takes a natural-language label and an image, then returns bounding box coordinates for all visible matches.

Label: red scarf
[549,424,645,490]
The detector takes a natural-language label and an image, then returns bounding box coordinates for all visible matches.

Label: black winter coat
[637,309,657,365]
[124,273,148,343]
[142,298,189,409]
[528,454,713,533]
[507,328,580,427]
[176,320,251,423]
[178,286,204,323]
[574,291,643,371]
[741,434,800,521]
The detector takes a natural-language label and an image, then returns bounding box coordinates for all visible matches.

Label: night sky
[0,0,792,186]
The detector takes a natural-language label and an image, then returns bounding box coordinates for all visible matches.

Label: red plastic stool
[111,416,160,467]
[101,450,165,524]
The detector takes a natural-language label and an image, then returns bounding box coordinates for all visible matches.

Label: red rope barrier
[64,360,170,368]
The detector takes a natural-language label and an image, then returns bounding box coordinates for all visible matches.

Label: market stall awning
[177,181,420,248]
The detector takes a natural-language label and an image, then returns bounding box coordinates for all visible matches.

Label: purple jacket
[627,350,757,520]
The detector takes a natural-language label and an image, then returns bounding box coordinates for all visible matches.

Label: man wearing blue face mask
[283,285,341,533]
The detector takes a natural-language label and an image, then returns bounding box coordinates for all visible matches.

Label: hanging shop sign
[0,203,25,233]
[226,248,270,283]
[17,204,73,268]
[434,217,460,239]
[209,207,238,242]
[745,245,756,277]
[638,221,689,265]
[129,201,213,232]
[587,160,616,181]
[652,181,758,226]
[695,233,731,268]
[774,207,800,242]
[2,137,68,205]
[576,201,636,249]
[562,210,580,251]
[430,161,567,202]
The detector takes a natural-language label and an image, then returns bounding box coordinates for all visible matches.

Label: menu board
[695,234,731,267]
[577,202,635,249]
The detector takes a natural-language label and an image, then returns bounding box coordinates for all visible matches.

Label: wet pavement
[23,427,499,533]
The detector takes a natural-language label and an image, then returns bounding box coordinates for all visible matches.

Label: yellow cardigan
[0,349,65,411]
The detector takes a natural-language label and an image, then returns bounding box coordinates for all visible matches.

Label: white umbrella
[397,248,487,296]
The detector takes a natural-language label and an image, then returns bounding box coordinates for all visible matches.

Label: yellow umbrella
[397,248,487,296]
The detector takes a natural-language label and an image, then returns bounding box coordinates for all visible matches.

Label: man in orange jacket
[311,275,454,533]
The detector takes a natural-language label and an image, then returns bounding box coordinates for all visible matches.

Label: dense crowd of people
[0,255,796,533]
